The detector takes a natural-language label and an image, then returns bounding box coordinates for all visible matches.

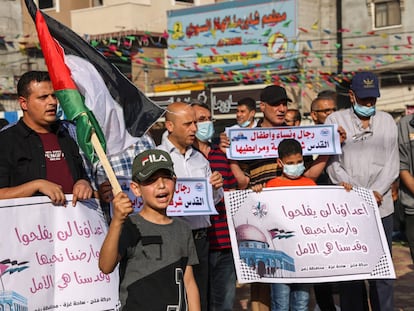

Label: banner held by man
[224,186,395,284]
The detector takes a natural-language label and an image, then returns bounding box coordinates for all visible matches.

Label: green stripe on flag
[56,89,106,163]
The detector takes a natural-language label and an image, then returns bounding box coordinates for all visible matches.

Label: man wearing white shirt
[158,101,224,311]
[326,72,398,311]
[230,97,258,129]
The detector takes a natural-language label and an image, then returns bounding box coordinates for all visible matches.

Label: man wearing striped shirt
[191,101,238,311]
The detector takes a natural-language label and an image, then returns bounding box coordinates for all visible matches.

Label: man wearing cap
[220,85,336,310]
[235,85,291,311]
[245,85,292,187]
[325,71,399,311]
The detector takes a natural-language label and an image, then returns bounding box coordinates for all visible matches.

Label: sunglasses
[352,131,373,142]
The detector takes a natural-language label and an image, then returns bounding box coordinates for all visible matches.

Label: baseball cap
[350,72,380,98]
[260,85,292,105]
[132,149,175,183]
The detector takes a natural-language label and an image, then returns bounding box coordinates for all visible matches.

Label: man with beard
[0,71,93,206]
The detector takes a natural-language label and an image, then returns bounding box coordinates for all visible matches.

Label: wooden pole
[90,131,122,195]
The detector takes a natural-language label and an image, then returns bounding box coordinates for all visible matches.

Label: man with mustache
[0,71,93,206]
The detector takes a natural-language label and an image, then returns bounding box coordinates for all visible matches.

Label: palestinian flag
[24,0,165,161]
[268,228,295,240]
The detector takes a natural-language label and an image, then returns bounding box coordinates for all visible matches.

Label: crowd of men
[0,70,413,311]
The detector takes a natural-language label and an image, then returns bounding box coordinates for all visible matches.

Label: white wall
[71,0,215,35]
[0,1,24,83]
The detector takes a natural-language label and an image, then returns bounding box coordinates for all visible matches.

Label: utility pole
[335,0,350,109]
[336,0,343,74]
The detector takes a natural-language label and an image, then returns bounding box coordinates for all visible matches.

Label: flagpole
[90,131,122,195]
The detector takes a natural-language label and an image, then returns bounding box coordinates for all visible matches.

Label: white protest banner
[114,176,217,216]
[168,178,217,216]
[224,186,395,284]
[111,176,142,217]
[0,196,120,310]
[225,125,342,160]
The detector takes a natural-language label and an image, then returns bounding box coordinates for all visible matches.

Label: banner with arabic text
[115,176,217,216]
[226,124,341,160]
[224,186,395,284]
[0,196,119,310]
[167,0,298,78]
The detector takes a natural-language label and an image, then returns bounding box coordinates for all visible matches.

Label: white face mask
[239,120,251,128]
[353,101,376,117]
[282,161,305,179]
[195,121,215,142]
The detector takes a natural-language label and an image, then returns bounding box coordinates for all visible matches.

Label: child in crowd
[267,138,315,311]
[99,149,200,311]
[267,138,316,188]
[253,138,351,311]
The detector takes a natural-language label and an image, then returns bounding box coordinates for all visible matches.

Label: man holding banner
[229,85,292,311]
[326,71,399,311]
[0,71,93,206]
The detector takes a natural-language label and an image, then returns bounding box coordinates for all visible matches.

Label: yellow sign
[197,51,261,65]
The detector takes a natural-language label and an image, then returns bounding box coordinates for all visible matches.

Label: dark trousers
[314,283,336,311]
[192,228,209,311]
[340,214,394,311]
[404,213,414,263]
[209,249,237,311]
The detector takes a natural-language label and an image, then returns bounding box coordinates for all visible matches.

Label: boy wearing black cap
[99,149,200,311]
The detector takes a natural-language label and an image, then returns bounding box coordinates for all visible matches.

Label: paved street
[234,243,414,311]
[393,243,414,311]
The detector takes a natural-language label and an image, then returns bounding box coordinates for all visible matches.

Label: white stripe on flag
[65,55,139,156]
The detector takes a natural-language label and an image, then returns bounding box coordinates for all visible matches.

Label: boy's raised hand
[112,192,134,222]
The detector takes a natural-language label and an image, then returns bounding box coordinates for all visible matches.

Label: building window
[176,0,194,3]
[39,0,54,9]
[374,0,401,28]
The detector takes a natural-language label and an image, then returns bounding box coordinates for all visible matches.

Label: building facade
[0,0,412,122]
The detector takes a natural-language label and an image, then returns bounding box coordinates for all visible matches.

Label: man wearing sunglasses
[325,72,399,311]
[310,91,340,311]
[310,93,337,125]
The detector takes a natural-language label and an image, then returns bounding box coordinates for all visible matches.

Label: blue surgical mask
[239,120,251,128]
[353,101,376,117]
[196,121,215,142]
[282,161,305,179]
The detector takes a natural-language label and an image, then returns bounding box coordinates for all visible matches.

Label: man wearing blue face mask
[191,101,240,311]
[325,71,399,311]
